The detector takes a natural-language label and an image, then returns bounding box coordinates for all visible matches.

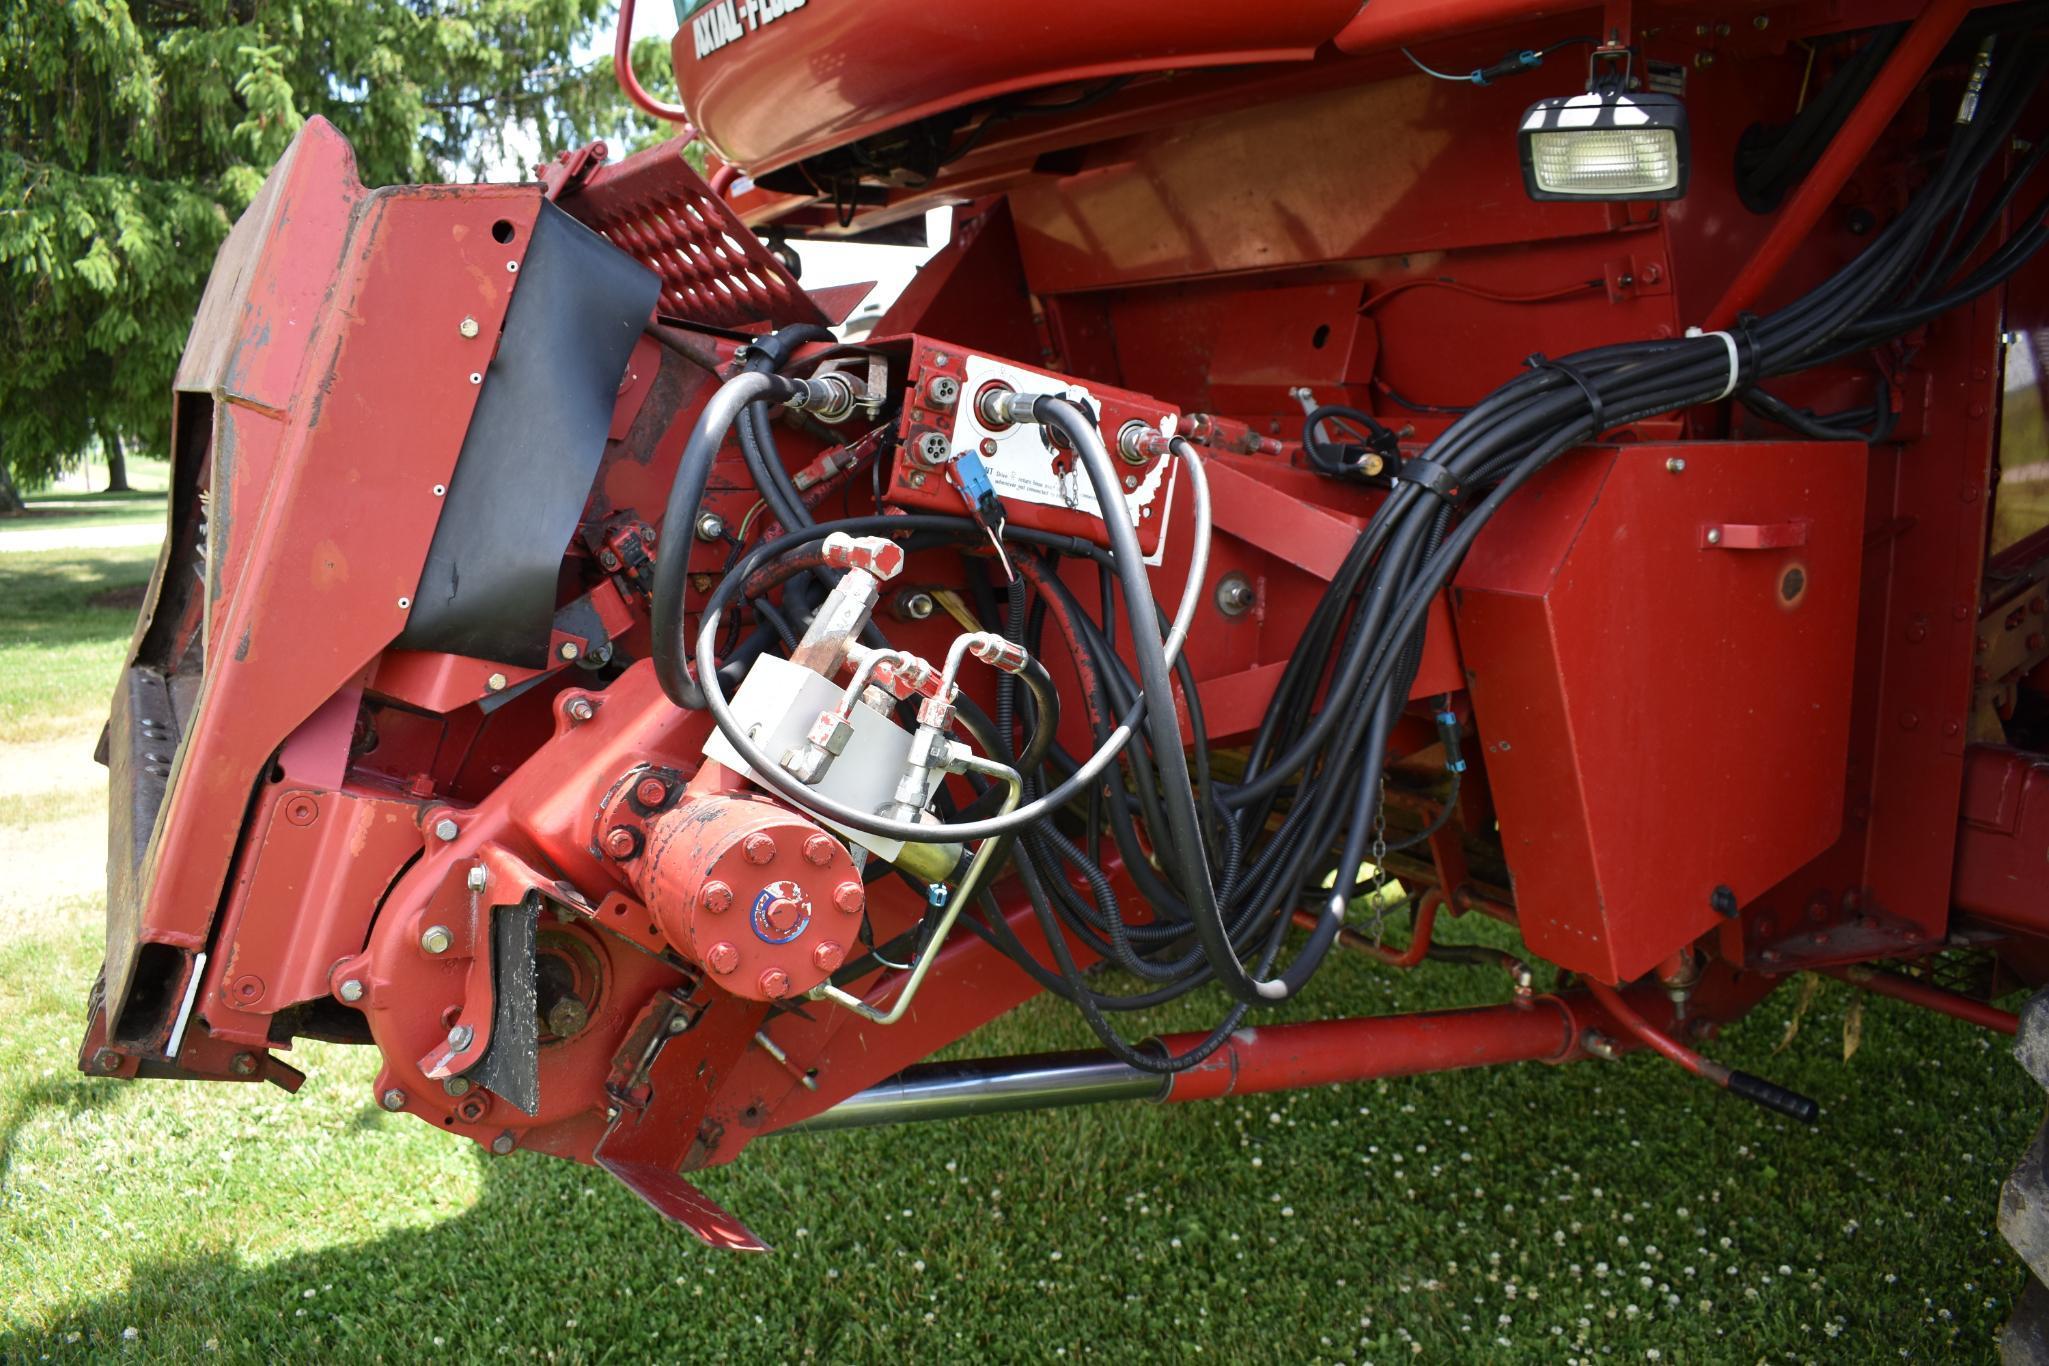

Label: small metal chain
[1367,775,1392,948]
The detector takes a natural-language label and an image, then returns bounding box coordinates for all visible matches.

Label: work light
[1519,90,1689,201]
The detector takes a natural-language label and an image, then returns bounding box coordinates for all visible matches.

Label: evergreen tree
[0,1,683,510]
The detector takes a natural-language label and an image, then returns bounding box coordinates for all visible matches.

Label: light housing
[1519,90,1689,201]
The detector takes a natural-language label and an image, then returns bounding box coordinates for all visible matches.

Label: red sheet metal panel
[1453,441,1865,983]
[670,0,1359,173]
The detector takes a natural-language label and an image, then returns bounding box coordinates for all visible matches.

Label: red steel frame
[78,0,2049,1243]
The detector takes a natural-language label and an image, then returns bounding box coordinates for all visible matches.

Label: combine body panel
[82,0,2049,1314]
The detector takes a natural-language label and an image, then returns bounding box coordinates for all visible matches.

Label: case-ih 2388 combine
[80,0,2049,1341]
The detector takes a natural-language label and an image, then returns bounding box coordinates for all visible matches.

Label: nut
[802,833,838,866]
[566,696,596,722]
[812,940,846,973]
[897,591,936,621]
[700,880,734,914]
[695,511,727,542]
[832,881,865,915]
[706,942,741,975]
[742,833,777,865]
[420,924,453,955]
[380,1088,408,1111]
[759,968,792,997]
[1214,574,1255,617]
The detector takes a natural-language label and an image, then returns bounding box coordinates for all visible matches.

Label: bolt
[666,1014,691,1035]
[603,826,639,859]
[600,549,620,568]
[433,817,460,842]
[459,316,480,338]
[546,998,589,1037]
[833,881,865,914]
[700,880,734,914]
[443,1076,471,1097]
[1665,457,1686,473]
[706,942,741,975]
[978,437,998,458]
[1753,13,1769,27]
[899,591,936,621]
[742,832,777,865]
[636,776,669,807]
[420,924,453,954]
[380,1088,407,1111]
[90,1048,121,1074]
[486,672,508,692]
[230,1052,258,1076]
[1694,50,1715,69]
[764,898,803,935]
[491,1132,517,1155]
[338,978,365,1003]
[558,640,580,661]
[802,833,838,866]
[916,431,951,466]
[927,375,961,407]
[448,1024,474,1051]
[1214,574,1255,617]
[466,864,488,892]
[695,511,727,542]
[812,940,846,973]
[759,968,792,997]
[567,697,595,723]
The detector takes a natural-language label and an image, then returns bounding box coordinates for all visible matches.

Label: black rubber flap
[474,897,542,1116]
[399,200,660,666]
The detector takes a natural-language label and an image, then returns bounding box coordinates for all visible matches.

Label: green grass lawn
[0,496,2038,1363]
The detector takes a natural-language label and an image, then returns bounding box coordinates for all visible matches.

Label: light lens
[1528,128,1680,196]
[1519,91,1689,201]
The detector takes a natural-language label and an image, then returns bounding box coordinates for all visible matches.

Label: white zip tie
[1685,325,1743,402]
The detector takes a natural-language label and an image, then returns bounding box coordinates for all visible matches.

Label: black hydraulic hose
[652,370,800,708]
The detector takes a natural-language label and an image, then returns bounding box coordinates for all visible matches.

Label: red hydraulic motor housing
[81,0,2049,1280]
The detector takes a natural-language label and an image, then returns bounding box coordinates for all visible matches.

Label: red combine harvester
[81,0,2049,1335]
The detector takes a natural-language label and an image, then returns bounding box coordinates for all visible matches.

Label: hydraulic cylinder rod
[782,998,1586,1135]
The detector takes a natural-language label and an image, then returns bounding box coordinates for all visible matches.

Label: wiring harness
[655,27,2045,1072]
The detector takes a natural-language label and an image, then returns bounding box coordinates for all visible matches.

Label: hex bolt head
[636,776,670,807]
[802,833,838,866]
[433,817,460,842]
[742,833,777,865]
[448,1024,474,1051]
[420,924,454,955]
[338,978,366,1003]
[491,1132,517,1155]
[230,1053,258,1076]
[764,898,802,935]
[900,591,935,621]
[1665,457,1687,473]
[558,640,580,661]
[700,880,734,914]
[812,940,846,973]
[759,968,792,997]
[706,942,741,975]
[832,881,865,914]
[486,672,508,692]
[379,1088,408,1111]
[459,316,480,338]
[443,1076,471,1097]
[603,826,640,860]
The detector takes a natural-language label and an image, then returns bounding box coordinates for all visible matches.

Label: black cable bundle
[667,25,2045,1073]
